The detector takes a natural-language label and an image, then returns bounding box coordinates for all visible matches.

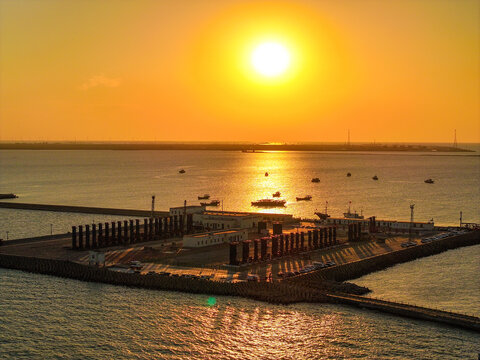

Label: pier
[0,203,479,332]
[326,293,480,332]
[0,201,168,217]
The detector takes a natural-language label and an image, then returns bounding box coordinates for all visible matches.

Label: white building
[193,211,263,231]
[169,205,206,217]
[183,229,248,248]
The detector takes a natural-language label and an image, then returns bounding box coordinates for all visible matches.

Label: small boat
[265,172,269,177]
[424,178,434,184]
[200,200,220,206]
[179,169,186,174]
[251,199,286,207]
[0,193,18,199]
[198,194,210,200]
[272,191,281,197]
[311,178,320,183]
[372,175,378,180]
[296,195,312,201]
[347,172,352,177]
[315,201,330,220]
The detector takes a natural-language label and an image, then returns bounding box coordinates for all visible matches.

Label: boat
[315,201,330,220]
[311,178,320,183]
[200,200,220,206]
[241,149,256,153]
[265,172,269,177]
[179,169,186,174]
[347,172,352,177]
[296,195,312,201]
[344,201,364,219]
[272,191,281,197]
[0,193,18,199]
[198,194,210,200]
[372,175,378,180]
[424,178,434,184]
[251,199,286,207]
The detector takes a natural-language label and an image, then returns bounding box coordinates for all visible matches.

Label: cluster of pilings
[229,227,337,266]
[71,214,193,250]
[347,222,364,242]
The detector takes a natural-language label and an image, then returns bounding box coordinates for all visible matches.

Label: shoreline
[0,142,471,152]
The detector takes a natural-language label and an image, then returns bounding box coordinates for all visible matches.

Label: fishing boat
[315,201,330,220]
[311,178,320,183]
[347,172,352,177]
[198,194,210,200]
[251,199,286,207]
[265,172,269,177]
[296,195,312,201]
[272,191,281,197]
[344,201,364,219]
[200,200,220,206]
[372,175,378,180]
[179,169,186,174]
[424,178,434,184]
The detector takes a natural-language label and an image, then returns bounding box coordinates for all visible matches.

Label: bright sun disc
[251,42,290,77]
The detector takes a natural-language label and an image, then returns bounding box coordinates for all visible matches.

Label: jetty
[0,201,168,217]
[0,204,479,332]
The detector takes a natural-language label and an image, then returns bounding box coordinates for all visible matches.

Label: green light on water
[207,297,217,306]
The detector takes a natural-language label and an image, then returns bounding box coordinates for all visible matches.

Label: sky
[0,0,479,143]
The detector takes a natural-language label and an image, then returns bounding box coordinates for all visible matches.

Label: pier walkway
[327,293,480,332]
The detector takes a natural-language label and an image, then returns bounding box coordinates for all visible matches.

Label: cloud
[80,74,121,90]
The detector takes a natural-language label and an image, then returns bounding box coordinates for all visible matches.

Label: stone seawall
[288,231,480,286]
[0,254,325,304]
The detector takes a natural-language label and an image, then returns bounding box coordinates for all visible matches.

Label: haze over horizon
[1,0,479,143]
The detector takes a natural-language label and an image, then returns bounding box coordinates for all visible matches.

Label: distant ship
[311,178,320,183]
[344,201,364,219]
[296,195,312,201]
[198,194,210,200]
[241,149,256,153]
[200,200,220,206]
[265,172,269,177]
[251,199,286,207]
[424,178,434,184]
[372,175,378,180]
[272,191,281,197]
[179,169,186,174]
[347,172,352,177]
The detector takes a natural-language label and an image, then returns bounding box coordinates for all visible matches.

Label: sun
[251,42,291,77]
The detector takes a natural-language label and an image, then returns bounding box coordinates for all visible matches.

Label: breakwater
[0,201,168,217]
[287,231,480,285]
[0,254,327,305]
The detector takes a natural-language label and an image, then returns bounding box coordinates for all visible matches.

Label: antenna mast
[453,129,457,148]
[347,129,351,146]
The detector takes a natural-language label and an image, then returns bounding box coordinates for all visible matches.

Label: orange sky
[1,0,479,143]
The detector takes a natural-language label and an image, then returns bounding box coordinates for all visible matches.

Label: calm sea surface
[0,148,479,358]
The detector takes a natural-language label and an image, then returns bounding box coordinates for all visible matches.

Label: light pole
[6,231,9,240]
[50,224,53,236]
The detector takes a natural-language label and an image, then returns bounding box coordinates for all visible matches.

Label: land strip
[0,142,471,152]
